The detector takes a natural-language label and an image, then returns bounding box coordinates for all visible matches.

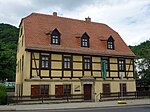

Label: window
[84,58,91,70]
[63,85,71,95]
[55,85,71,97]
[40,85,49,96]
[63,56,71,69]
[19,26,23,37]
[118,59,125,71]
[31,85,49,97]
[22,35,24,46]
[51,28,61,45]
[17,61,19,72]
[20,59,21,71]
[81,32,89,47]
[41,55,49,69]
[103,84,110,96]
[82,38,88,47]
[52,35,59,44]
[22,55,24,71]
[107,36,114,50]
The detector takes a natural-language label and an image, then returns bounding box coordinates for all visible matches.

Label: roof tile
[22,13,135,57]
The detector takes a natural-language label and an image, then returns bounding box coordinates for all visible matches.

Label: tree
[0,23,18,82]
[137,49,150,86]
[129,39,150,88]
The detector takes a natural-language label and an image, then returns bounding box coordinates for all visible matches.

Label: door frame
[83,84,92,100]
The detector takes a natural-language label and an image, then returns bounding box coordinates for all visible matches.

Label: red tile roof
[22,13,135,57]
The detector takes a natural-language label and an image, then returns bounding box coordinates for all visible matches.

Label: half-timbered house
[15,12,136,101]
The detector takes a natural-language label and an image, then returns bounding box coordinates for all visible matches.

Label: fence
[7,94,84,104]
[100,91,150,101]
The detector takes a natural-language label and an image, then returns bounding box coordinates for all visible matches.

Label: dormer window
[81,32,90,48]
[107,36,114,50]
[51,28,61,45]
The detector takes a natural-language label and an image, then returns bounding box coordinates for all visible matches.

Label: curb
[0,103,149,111]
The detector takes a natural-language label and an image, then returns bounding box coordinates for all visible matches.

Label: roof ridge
[29,12,107,26]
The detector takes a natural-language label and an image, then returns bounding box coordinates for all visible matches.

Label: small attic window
[50,28,61,45]
[107,36,114,50]
[81,32,90,48]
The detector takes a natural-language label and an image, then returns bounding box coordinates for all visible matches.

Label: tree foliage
[129,39,150,87]
[0,23,19,82]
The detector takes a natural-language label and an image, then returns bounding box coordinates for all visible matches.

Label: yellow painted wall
[126,65,133,71]
[73,56,82,61]
[32,60,39,68]
[15,23,25,95]
[51,54,62,60]
[51,62,62,69]
[110,82,119,92]
[110,64,118,70]
[22,81,83,96]
[127,72,133,77]
[73,63,82,69]
[22,79,136,100]
[127,81,136,91]
[92,57,101,62]
[64,71,71,77]
[109,58,117,63]
[93,72,101,77]
[125,59,133,64]
[41,70,49,77]
[51,71,62,77]
[110,72,118,77]
[92,63,101,70]
[84,71,91,76]
[73,71,82,77]
[23,51,31,79]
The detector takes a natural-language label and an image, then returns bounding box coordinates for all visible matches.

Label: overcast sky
[0,0,150,45]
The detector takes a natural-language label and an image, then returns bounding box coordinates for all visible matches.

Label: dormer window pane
[108,41,113,49]
[82,38,88,47]
[51,28,61,45]
[107,36,114,50]
[81,33,89,48]
[52,35,59,44]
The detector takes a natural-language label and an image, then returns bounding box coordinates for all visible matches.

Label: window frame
[107,36,115,50]
[40,85,49,96]
[63,56,72,70]
[51,28,61,45]
[41,55,49,69]
[63,84,71,96]
[83,57,91,70]
[118,59,125,71]
[81,33,90,48]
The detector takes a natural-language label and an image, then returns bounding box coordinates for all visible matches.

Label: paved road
[1,105,150,112]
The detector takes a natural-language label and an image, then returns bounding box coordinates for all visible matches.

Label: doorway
[84,84,92,100]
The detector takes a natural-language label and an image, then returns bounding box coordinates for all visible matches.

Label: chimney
[85,16,91,22]
[53,12,57,16]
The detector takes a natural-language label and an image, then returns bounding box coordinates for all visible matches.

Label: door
[84,84,92,100]
[103,84,110,96]
[120,83,127,96]
[31,85,40,97]
[55,85,63,97]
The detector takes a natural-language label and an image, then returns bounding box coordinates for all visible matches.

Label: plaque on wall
[74,85,80,92]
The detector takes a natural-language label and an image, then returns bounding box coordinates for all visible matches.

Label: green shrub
[0,85,7,105]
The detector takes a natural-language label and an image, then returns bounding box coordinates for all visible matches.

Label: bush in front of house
[0,85,7,105]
